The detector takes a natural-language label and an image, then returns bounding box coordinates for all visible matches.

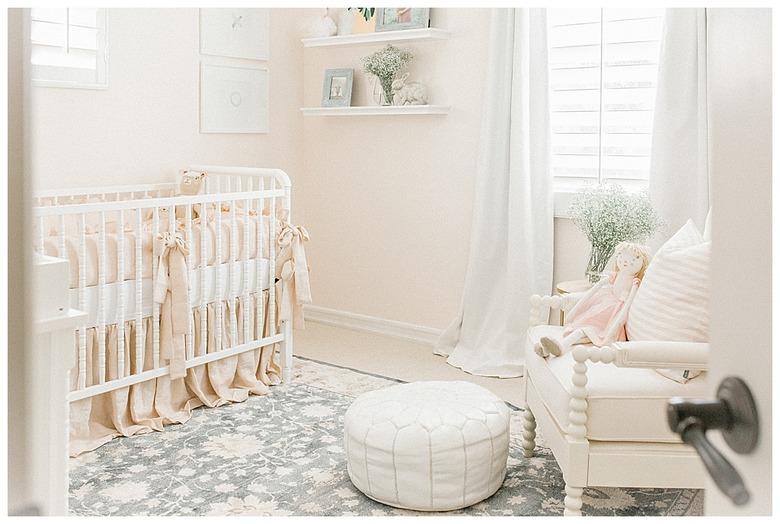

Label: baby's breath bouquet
[570,184,663,283]
[362,44,413,105]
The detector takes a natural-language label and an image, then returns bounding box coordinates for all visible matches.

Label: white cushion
[627,219,710,343]
[703,208,712,242]
[626,220,710,383]
[344,381,510,511]
[525,325,709,443]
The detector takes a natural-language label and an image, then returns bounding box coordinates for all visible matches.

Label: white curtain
[434,9,552,378]
[650,9,710,236]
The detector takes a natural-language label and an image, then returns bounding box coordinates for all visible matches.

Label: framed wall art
[375,8,430,32]
[321,68,354,107]
[199,8,269,60]
[200,63,269,133]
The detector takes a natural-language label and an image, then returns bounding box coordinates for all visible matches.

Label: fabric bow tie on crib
[154,231,190,380]
[276,217,311,329]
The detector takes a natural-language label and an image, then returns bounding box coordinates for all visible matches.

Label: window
[30,8,108,88]
[548,8,664,204]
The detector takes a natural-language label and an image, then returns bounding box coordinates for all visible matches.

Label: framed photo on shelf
[199,8,269,60]
[321,68,354,107]
[375,8,430,32]
[200,63,269,133]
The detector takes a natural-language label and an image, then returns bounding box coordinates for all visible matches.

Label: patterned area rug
[69,357,703,516]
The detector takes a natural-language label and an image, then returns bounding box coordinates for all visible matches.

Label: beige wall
[30,8,305,191]
[301,8,589,329]
[29,7,590,332]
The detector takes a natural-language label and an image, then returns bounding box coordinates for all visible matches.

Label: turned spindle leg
[563,484,584,516]
[521,407,537,458]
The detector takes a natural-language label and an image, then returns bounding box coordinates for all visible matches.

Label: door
[707,8,772,516]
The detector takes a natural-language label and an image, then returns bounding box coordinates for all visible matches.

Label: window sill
[32,79,109,90]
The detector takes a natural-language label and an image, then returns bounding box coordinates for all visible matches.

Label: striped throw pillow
[626,220,710,382]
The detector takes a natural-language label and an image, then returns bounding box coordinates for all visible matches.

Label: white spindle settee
[521,293,708,516]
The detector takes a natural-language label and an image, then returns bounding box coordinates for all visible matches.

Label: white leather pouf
[344,381,510,511]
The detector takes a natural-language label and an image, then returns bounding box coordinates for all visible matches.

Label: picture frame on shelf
[200,63,269,133]
[321,68,354,107]
[375,8,430,32]
[199,8,269,60]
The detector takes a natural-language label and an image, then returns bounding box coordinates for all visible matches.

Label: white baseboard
[303,305,442,346]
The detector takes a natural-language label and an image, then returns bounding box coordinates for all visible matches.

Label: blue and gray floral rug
[69,357,703,516]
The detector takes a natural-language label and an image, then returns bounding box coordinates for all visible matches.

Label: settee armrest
[528,293,585,326]
[611,341,709,370]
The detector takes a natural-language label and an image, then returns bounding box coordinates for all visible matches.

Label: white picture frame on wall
[200,63,269,134]
[199,8,269,60]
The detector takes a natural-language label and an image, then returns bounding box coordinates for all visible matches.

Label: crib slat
[58,215,66,258]
[117,209,126,378]
[255,195,263,341]
[269,188,277,337]
[135,208,144,373]
[77,214,88,390]
[230,201,238,344]
[200,198,207,356]
[98,211,107,384]
[36,216,45,253]
[152,207,160,369]
[215,200,223,351]
[186,203,194,360]
[243,197,251,343]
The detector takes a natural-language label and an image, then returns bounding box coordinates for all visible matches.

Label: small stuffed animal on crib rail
[535,242,651,358]
[177,170,207,219]
[391,73,428,105]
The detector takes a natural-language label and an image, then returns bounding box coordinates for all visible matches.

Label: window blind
[31,8,107,87]
[548,8,664,190]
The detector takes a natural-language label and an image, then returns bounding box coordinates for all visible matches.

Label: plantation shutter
[30,8,108,87]
[548,8,664,191]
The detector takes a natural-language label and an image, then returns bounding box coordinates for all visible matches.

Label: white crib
[32,165,294,405]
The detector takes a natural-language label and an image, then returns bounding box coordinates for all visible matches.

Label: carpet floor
[69,356,703,516]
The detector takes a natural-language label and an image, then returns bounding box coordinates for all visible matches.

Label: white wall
[30,8,305,191]
[301,8,589,329]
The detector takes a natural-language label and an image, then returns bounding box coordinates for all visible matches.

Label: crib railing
[32,166,293,402]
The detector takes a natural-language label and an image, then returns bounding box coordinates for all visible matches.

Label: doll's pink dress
[563,272,628,346]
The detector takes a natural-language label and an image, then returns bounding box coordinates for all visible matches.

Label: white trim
[303,304,441,346]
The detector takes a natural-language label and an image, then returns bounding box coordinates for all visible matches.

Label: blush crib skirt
[69,292,278,456]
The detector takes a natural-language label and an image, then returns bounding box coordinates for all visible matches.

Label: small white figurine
[391,73,429,105]
[303,8,337,38]
[535,242,651,358]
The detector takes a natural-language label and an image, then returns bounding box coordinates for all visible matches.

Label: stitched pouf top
[344,381,510,511]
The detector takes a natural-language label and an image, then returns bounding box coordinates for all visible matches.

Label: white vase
[337,9,354,36]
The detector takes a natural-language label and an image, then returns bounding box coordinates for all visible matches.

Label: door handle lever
[667,376,759,506]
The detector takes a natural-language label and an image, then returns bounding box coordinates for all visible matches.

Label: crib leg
[280,320,293,382]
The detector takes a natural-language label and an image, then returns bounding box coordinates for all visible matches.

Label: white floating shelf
[301,105,450,117]
[302,28,450,48]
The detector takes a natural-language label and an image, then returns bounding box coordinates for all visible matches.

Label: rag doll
[535,242,650,358]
